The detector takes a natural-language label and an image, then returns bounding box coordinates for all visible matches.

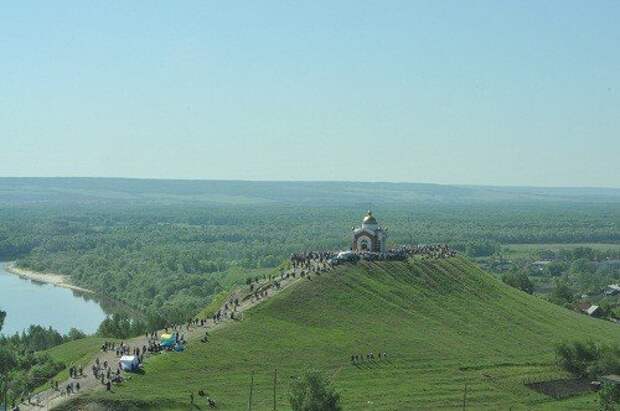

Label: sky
[0,1,618,187]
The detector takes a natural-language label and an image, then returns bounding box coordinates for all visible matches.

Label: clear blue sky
[1,1,618,187]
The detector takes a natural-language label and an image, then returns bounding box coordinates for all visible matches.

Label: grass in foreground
[66,258,620,410]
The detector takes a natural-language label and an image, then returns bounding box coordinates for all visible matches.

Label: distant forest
[1,178,619,323]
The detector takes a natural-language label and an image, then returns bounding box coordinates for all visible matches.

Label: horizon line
[0,176,619,191]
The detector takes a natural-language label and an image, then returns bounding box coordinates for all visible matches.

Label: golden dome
[363,211,377,225]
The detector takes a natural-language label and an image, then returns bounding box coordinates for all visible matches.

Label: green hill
[67,257,620,410]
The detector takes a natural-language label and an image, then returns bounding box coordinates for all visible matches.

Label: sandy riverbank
[4,262,94,293]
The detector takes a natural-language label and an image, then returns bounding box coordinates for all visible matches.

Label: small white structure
[352,211,388,253]
[119,355,140,372]
[531,260,551,272]
[604,284,620,296]
[586,305,602,317]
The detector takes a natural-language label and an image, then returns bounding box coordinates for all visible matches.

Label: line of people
[351,351,388,363]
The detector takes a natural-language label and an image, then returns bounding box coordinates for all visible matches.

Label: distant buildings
[601,375,620,386]
[604,284,620,296]
[578,302,604,317]
[585,305,603,317]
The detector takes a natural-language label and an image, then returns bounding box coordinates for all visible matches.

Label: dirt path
[20,263,327,411]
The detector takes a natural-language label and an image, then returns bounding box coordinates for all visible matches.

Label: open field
[503,243,620,257]
[59,257,620,410]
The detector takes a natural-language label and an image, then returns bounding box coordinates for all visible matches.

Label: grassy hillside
[39,338,115,389]
[67,257,620,410]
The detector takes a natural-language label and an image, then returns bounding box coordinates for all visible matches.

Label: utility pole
[273,368,278,411]
[462,384,468,411]
[248,372,254,411]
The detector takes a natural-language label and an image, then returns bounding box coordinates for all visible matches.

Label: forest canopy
[1,178,619,323]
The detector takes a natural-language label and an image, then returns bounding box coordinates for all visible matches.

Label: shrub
[555,340,600,378]
[556,341,620,379]
[599,383,620,411]
[502,271,534,294]
[289,369,342,411]
[549,280,574,306]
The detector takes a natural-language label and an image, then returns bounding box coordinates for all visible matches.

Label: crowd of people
[48,378,81,396]
[290,251,336,269]
[406,244,456,259]
[292,243,457,268]
[351,351,389,364]
[92,356,123,391]
[100,340,149,358]
[358,244,456,262]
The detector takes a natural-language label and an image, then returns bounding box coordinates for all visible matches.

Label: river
[0,263,107,336]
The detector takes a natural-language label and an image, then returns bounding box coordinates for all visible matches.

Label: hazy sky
[1,1,618,187]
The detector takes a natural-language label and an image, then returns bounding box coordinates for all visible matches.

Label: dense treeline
[1,203,619,322]
[96,313,149,339]
[0,316,85,406]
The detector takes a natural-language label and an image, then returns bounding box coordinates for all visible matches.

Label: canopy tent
[119,355,139,372]
[160,333,176,348]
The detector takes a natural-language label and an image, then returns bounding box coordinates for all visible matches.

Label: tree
[0,310,8,407]
[0,347,17,409]
[67,328,87,341]
[555,340,600,378]
[544,261,567,277]
[599,383,620,411]
[502,272,534,294]
[461,240,499,257]
[550,280,574,306]
[571,258,595,275]
[289,369,342,411]
[555,341,620,381]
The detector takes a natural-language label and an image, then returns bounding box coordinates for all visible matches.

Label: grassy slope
[76,257,620,410]
[34,337,112,393]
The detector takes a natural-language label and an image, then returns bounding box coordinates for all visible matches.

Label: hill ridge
[53,257,620,410]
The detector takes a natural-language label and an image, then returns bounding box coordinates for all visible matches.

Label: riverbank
[4,262,94,294]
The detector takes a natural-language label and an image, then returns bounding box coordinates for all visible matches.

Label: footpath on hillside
[20,245,454,410]
[18,257,330,411]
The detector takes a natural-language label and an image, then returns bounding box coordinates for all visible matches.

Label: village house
[585,305,603,317]
[604,284,620,296]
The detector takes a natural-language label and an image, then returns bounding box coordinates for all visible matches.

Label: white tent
[119,355,139,371]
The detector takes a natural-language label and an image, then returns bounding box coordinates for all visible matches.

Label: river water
[0,263,107,336]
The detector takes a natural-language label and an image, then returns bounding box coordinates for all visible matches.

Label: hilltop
[59,257,620,410]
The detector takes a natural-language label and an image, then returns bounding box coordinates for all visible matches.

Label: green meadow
[62,257,620,410]
[503,243,620,258]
